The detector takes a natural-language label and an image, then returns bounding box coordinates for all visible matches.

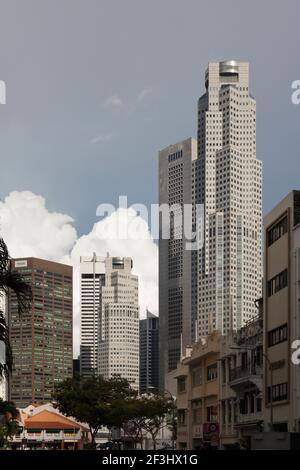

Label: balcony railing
[237,411,262,424]
[229,364,262,382]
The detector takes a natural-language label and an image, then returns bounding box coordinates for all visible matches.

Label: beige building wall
[263,190,300,432]
[174,332,221,450]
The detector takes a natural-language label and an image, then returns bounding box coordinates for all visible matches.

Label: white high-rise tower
[197,61,262,336]
[80,255,105,377]
[98,256,139,389]
[158,61,263,386]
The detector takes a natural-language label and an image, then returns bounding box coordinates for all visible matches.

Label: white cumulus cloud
[0,191,158,358]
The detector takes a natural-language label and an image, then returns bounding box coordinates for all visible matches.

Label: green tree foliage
[53,375,137,447]
[0,398,20,448]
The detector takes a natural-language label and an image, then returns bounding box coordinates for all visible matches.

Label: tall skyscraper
[98,256,139,389]
[197,61,262,336]
[159,61,263,386]
[8,258,73,407]
[139,310,159,394]
[159,137,197,386]
[80,255,105,377]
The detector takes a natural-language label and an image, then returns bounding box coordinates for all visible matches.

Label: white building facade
[80,255,105,377]
[158,62,263,388]
[98,257,139,389]
[197,61,262,336]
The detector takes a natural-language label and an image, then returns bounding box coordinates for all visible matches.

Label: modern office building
[197,61,262,337]
[159,62,263,387]
[8,258,73,407]
[98,256,139,389]
[139,310,159,394]
[80,255,105,377]
[159,137,197,386]
[263,190,300,433]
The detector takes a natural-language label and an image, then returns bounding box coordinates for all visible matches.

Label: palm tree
[0,398,20,448]
[0,238,32,378]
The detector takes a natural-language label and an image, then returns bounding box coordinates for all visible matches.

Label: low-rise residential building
[174,307,263,450]
[12,403,89,450]
[220,307,263,449]
[263,190,300,433]
[175,332,221,450]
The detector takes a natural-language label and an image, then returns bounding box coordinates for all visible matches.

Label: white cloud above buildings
[0,191,158,357]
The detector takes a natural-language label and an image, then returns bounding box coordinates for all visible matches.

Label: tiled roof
[25,421,80,430]
[24,410,88,432]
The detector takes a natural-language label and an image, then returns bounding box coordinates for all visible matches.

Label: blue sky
[0,0,299,235]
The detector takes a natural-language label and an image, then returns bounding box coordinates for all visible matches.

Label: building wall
[98,257,139,389]
[263,190,300,432]
[80,255,105,377]
[175,333,221,450]
[139,311,159,394]
[159,61,263,390]
[197,61,262,337]
[159,137,197,387]
[8,258,73,407]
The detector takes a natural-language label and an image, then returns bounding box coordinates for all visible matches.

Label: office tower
[80,255,105,377]
[139,310,159,394]
[197,61,262,336]
[8,258,73,407]
[263,190,300,433]
[0,294,7,400]
[98,256,139,389]
[159,62,263,387]
[159,137,197,387]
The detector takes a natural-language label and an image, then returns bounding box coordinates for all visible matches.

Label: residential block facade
[8,258,73,407]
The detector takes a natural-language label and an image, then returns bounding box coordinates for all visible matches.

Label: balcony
[235,411,263,430]
[229,365,262,389]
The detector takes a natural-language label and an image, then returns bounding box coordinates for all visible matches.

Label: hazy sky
[0,0,299,235]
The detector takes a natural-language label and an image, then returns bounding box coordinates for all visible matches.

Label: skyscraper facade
[139,310,159,394]
[80,255,105,377]
[159,137,197,386]
[98,256,139,389]
[159,61,263,386]
[8,258,73,407]
[197,61,262,336]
